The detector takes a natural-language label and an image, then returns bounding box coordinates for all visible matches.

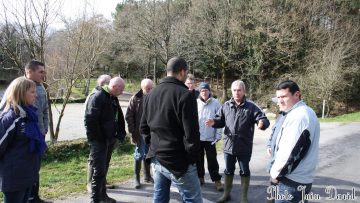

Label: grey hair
[97,74,111,86]
[231,80,246,91]
[141,78,154,88]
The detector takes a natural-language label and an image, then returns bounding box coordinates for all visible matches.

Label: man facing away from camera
[140,56,203,203]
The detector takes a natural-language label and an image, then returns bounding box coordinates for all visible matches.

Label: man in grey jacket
[206,80,270,203]
[25,60,49,203]
[267,80,320,203]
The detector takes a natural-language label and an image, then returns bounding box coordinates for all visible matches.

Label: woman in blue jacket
[0,77,47,203]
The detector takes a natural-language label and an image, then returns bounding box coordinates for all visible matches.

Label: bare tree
[45,13,111,142]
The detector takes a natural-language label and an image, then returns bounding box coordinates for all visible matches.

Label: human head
[185,74,196,91]
[108,77,125,97]
[231,80,246,104]
[275,80,301,111]
[97,74,111,87]
[5,76,36,113]
[198,82,210,101]
[141,78,154,95]
[166,57,188,83]
[25,59,46,83]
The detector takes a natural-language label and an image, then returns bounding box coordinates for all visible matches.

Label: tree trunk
[153,56,157,84]
[222,68,228,102]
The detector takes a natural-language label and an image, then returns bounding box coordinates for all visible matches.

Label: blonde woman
[0,77,47,203]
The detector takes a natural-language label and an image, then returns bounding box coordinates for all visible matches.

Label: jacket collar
[230,97,246,107]
[135,89,144,98]
[160,76,188,89]
[285,100,305,114]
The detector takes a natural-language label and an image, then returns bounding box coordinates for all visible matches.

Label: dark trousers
[224,152,251,176]
[196,141,222,181]
[3,187,31,203]
[89,138,117,202]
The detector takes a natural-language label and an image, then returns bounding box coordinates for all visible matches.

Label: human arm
[84,92,104,140]
[43,87,49,135]
[253,105,270,130]
[125,96,139,144]
[205,104,226,129]
[116,102,126,142]
[139,96,151,145]
[181,92,200,164]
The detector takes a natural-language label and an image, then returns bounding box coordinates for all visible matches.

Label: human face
[200,89,210,101]
[231,84,245,104]
[25,86,37,105]
[185,79,195,91]
[27,66,46,83]
[112,83,125,96]
[142,83,153,95]
[275,88,300,111]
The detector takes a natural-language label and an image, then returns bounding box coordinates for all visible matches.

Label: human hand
[267,148,272,157]
[258,120,264,129]
[271,178,278,184]
[205,119,215,127]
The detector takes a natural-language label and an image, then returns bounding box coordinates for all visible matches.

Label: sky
[0,0,121,29]
[61,0,120,20]
[52,0,121,29]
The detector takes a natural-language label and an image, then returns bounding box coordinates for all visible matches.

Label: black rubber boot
[143,160,154,183]
[134,160,141,189]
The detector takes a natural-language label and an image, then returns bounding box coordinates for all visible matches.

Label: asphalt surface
[49,105,360,203]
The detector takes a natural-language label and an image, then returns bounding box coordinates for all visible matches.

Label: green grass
[320,111,360,122]
[0,139,135,200]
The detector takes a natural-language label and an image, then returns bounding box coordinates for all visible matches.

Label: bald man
[84,77,127,203]
[125,79,154,189]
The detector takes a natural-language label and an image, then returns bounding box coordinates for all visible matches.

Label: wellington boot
[143,160,154,183]
[216,175,233,203]
[87,161,93,193]
[240,176,250,203]
[134,160,141,189]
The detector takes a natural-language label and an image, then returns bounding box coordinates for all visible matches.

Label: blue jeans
[275,177,312,203]
[3,187,31,203]
[151,158,203,203]
[134,136,149,161]
[224,152,251,176]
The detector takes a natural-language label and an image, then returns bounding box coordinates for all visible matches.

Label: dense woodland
[1,0,359,142]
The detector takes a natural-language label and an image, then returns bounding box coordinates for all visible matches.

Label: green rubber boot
[240,176,250,203]
[216,175,233,203]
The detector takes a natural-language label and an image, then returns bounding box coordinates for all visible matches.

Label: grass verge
[42,138,134,200]
[0,139,135,201]
[320,111,360,122]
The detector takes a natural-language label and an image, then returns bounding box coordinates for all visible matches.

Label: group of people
[138,57,320,203]
[0,56,320,203]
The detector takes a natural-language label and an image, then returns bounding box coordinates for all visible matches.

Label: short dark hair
[166,57,187,74]
[25,59,45,71]
[276,80,300,94]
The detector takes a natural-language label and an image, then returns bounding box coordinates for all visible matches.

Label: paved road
[52,116,360,203]
[46,100,130,142]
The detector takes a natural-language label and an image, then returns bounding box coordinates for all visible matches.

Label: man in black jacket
[140,57,203,203]
[84,77,126,203]
[206,80,270,203]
